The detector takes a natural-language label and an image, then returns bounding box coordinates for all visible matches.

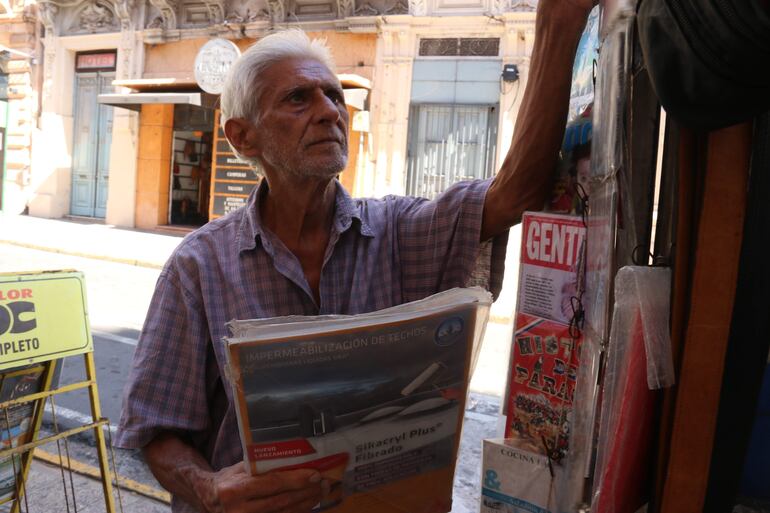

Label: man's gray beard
[277,141,349,180]
[291,153,349,179]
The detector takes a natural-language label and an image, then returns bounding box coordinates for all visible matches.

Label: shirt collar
[237,178,374,253]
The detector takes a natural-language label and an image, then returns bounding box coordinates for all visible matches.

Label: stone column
[369,21,416,196]
[105,4,144,227]
[496,13,534,169]
[135,104,173,229]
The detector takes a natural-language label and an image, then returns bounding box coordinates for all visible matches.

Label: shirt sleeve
[394,178,509,302]
[115,258,212,449]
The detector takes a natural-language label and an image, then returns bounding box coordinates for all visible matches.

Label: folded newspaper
[224,288,492,512]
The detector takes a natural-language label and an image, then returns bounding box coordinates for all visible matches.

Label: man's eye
[288,92,305,103]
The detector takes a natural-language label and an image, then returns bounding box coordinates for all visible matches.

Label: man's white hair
[219,30,338,168]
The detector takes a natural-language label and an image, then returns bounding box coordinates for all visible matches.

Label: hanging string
[544,182,590,472]
[104,420,125,513]
[54,398,80,513]
[49,397,73,513]
[4,407,31,513]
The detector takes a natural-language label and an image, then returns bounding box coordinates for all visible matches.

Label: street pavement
[0,212,517,513]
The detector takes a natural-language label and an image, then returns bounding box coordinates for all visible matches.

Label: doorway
[168,105,213,227]
[70,60,115,218]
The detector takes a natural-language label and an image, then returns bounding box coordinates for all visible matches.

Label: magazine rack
[0,271,117,513]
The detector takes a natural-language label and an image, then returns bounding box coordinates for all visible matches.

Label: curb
[0,240,165,270]
[34,449,171,504]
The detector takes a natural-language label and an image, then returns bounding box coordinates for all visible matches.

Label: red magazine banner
[520,214,585,273]
[506,212,586,459]
[249,439,317,461]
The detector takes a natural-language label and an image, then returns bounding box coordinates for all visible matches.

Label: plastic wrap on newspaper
[584,179,617,347]
[224,288,493,513]
[590,15,632,183]
[600,0,635,37]
[549,7,599,216]
[561,329,603,496]
[591,267,675,513]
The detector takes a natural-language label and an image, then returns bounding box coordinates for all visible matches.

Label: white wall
[365,12,536,198]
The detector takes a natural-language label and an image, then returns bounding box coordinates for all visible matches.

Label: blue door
[70,72,114,218]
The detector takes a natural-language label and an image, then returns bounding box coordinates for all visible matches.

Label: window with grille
[405,103,498,199]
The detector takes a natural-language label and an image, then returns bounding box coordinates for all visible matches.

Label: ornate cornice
[266,0,284,22]
[336,0,353,17]
[78,0,117,32]
[491,0,508,14]
[202,0,225,24]
[36,0,58,34]
[510,0,536,11]
[148,0,177,30]
[407,0,425,16]
[112,0,134,29]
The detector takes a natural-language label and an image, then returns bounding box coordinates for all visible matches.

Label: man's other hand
[199,463,323,513]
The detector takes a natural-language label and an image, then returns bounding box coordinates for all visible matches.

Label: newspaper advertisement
[225,288,492,512]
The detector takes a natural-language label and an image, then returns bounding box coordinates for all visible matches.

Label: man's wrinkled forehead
[246,56,343,122]
[262,56,340,91]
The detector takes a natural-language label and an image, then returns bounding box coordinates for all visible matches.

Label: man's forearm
[143,432,217,511]
[482,4,591,240]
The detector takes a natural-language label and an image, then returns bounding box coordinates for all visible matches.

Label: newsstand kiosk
[483,0,770,512]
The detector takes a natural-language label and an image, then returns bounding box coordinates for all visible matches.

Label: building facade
[3,0,537,229]
[0,0,42,215]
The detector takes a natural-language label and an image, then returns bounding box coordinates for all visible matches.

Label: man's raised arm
[481,0,595,241]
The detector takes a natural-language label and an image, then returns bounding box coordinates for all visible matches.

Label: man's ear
[224,118,260,159]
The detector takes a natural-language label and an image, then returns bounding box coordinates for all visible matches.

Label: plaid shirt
[116,178,507,512]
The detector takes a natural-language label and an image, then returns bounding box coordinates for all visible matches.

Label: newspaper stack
[224,287,492,513]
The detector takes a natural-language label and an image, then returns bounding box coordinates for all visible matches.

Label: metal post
[84,352,117,513]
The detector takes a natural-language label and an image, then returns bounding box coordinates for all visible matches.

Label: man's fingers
[257,469,322,496]
[220,468,321,502]
[250,484,323,513]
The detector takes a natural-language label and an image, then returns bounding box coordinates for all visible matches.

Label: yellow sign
[0,271,92,370]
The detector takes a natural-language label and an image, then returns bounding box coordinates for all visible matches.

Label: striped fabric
[116,178,508,512]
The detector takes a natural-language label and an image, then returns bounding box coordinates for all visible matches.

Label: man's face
[245,57,349,180]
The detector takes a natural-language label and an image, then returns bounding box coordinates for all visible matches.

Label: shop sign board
[194,39,241,95]
[75,51,117,72]
[209,110,260,219]
[0,271,92,371]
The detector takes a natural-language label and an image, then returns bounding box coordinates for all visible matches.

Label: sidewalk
[0,213,183,269]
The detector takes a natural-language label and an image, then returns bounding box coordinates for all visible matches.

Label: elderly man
[117,0,595,511]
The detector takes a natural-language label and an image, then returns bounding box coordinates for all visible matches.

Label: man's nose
[312,92,342,124]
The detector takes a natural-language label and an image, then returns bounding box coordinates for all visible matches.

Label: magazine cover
[480,438,565,513]
[505,212,586,461]
[225,288,492,512]
[0,366,44,504]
